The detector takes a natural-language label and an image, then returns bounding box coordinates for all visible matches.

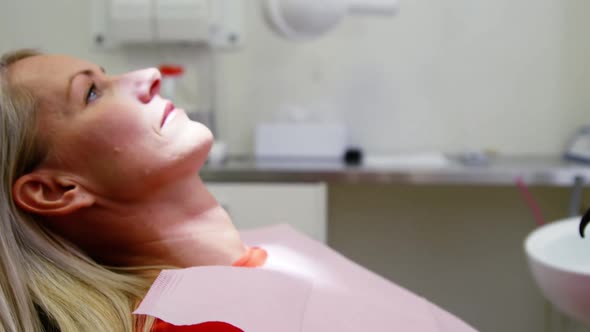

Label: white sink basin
[525,217,590,325]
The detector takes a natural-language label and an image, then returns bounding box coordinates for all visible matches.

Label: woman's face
[10,55,213,200]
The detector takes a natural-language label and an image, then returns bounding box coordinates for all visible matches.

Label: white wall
[564,0,590,142]
[216,0,590,156]
[1,0,590,157]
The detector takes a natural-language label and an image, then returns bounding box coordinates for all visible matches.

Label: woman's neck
[65,174,247,268]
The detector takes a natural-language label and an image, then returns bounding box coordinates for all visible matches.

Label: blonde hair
[0,50,156,332]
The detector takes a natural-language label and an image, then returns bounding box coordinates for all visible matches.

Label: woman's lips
[161,102,175,128]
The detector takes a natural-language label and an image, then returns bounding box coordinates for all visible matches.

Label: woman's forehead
[9,54,96,92]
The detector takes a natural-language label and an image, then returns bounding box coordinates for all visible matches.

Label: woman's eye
[85,83,99,104]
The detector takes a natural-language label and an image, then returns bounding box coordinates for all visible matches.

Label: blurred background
[2,0,590,331]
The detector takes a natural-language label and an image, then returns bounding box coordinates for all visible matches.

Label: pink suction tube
[515,176,546,227]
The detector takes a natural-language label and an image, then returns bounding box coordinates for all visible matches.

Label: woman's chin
[149,120,214,180]
[185,130,214,171]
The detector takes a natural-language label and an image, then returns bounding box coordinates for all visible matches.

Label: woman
[0,49,253,331]
[1,49,478,332]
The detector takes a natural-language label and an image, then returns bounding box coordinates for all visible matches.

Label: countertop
[200,155,590,187]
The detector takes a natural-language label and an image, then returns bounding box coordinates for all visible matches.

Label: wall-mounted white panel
[90,0,243,49]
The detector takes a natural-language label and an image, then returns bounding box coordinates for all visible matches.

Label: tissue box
[255,123,348,160]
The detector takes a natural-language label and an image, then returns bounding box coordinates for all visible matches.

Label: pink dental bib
[134,224,477,332]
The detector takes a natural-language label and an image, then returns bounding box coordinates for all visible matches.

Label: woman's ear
[12,172,95,216]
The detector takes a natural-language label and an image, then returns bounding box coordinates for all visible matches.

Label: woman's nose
[134,68,161,103]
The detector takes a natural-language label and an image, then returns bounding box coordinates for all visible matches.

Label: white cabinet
[206,182,327,243]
